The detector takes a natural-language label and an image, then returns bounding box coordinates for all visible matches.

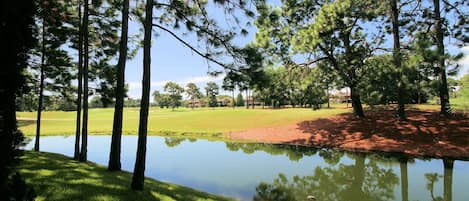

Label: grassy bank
[17,107,349,136]
[19,151,232,201]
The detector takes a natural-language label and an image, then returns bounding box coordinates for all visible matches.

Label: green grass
[451,96,469,113]
[19,151,232,201]
[17,106,349,137]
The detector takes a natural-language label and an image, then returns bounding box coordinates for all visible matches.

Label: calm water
[25,136,469,201]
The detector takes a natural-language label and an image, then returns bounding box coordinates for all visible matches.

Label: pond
[25,136,469,201]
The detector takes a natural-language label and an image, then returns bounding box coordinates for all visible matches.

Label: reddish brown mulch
[227,110,469,160]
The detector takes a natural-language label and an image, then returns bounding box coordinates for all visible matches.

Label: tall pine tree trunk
[34,18,46,152]
[131,0,152,190]
[399,158,408,201]
[232,90,235,109]
[245,89,248,109]
[74,0,83,161]
[391,0,406,120]
[79,0,89,162]
[444,159,454,201]
[433,0,451,114]
[108,0,129,171]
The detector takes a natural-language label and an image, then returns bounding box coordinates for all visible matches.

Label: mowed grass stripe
[17,107,349,136]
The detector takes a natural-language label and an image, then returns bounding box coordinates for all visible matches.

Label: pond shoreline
[227,110,469,161]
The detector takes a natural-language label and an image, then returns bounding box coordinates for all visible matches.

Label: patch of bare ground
[227,110,469,160]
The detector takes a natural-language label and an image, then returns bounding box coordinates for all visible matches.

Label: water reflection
[253,153,399,201]
[173,139,460,201]
[24,136,469,201]
[425,159,455,201]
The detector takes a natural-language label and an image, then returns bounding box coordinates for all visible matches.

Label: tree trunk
[391,0,406,120]
[232,90,235,109]
[350,86,364,117]
[251,95,254,109]
[74,0,83,161]
[34,18,46,152]
[79,0,89,162]
[131,0,152,190]
[399,158,408,201]
[245,89,248,109]
[108,0,129,171]
[350,154,366,200]
[444,159,454,201]
[326,84,330,108]
[433,0,451,114]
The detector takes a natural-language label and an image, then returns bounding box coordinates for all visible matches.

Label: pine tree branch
[152,23,240,73]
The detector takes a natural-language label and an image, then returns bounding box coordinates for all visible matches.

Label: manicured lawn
[19,151,232,201]
[17,106,349,136]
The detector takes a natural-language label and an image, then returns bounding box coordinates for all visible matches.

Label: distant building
[246,96,262,107]
[217,97,232,107]
[186,98,204,108]
[329,88,351,103]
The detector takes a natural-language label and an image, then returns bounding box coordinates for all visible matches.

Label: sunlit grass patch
[19,151,232,201]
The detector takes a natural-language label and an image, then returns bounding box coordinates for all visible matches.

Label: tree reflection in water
[253,153,399,201]
[425,159,454,201]
[160,137,457,201]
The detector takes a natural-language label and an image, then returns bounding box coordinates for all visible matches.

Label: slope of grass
[17,107,349,136]
[19,151,232,201]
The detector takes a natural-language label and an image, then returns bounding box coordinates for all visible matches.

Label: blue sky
[123,2,469,99]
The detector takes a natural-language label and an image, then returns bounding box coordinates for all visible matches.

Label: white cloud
[457,54,469,78]
[180,74,225,85]
[461,45,469,52]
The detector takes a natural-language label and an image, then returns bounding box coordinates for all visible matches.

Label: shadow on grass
[18,119,36,127]
[20,151,231,201]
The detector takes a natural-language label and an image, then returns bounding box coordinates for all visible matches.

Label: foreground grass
[17,106,349,136]
[19,151,231,201]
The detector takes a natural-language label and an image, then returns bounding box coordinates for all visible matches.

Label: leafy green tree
[89,96,104,108]
[293,0,381,117]
[152,90,171,108]
[185,83,202,109]
[222,74,237,108]
[413,0,467,114]
[205,82,219,107]
[164,82,184,110]
[236,93,245,107]
[458,72,469,98]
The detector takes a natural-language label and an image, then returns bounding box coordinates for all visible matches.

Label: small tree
[205,82,219,107]
[164,82,184,110]
[236,93,245,107]
[185,82,202,109]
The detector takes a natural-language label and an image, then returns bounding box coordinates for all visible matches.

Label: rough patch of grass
[19,151,232,201]
[17,107,349,136]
